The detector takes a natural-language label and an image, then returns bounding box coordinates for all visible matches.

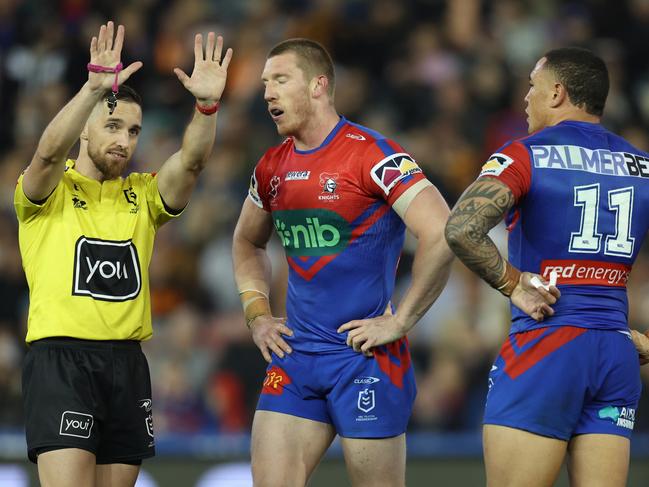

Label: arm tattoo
[444,178,515,288]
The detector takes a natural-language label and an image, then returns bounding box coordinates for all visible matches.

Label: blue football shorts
[256,338,416,438]
[484,326,641,440]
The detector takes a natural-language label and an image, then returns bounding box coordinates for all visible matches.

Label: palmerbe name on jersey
[531,145,649,178]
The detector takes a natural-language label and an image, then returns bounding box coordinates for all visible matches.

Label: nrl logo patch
[357,389,376,413]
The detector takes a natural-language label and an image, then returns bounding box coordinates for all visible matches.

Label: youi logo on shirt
[273,209,351,256]
[72,237,142,301]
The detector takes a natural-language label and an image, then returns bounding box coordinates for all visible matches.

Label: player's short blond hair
[268,38,335,98]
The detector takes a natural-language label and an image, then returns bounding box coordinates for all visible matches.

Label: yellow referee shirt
[14,160,181,343]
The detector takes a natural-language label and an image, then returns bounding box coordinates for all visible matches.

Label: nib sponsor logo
[273,209,351,256]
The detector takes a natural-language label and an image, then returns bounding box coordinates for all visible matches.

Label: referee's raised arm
[155,32,233,212]
[23,21,141,202]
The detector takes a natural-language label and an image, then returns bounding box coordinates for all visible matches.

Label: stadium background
[0,0,648,485]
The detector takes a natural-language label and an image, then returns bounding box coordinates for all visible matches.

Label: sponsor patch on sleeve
[479,153,514,177]
[248,172,264,208]
[370,153,422,194]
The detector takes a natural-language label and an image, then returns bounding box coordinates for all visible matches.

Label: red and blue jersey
[480,120,649,333]
[249,117,430,352]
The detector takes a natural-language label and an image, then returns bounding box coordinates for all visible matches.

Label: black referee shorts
[22,337,155,464]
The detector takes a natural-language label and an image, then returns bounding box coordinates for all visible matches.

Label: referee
[14,21,232,487]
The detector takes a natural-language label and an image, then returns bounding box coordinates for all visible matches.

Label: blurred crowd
[1,0,649,437]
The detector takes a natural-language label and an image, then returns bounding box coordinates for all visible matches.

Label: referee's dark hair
[543,47,609,117]
[101,84,142,108]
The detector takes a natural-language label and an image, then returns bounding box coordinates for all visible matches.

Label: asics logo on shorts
[72,237,142,301]
[59,411,94,438]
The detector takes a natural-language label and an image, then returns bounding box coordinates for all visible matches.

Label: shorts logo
[262,366,291,396]
[371,153,421,195]
[598,406,635,430]
[353,376,380,385]
[138,398,154,439]
[145,415,154,439]
[139,398,152,412]
[285,170,310,181]
[59,411,94,439]
[72,237,142,302]
[479,153,514,177]
[357,389,375,413]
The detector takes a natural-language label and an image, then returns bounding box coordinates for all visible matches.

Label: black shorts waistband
[29,337,142,350]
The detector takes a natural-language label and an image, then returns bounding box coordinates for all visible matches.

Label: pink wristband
[87,62,123,93]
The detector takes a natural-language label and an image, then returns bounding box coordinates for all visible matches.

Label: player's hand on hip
[338,315,405,357]
[510,272,561,322]
[249,315,293,363]
[174,33,233,105]
[630,329,649,365]
[88,21,143,92]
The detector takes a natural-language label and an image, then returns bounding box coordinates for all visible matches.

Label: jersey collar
[293,116,347,155]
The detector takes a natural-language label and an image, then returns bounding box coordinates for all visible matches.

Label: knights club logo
[320,172,338,193]
[319,172,340,201]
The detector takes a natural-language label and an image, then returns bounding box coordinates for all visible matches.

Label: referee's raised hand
[173,32,233,106]
[87,21,142,92]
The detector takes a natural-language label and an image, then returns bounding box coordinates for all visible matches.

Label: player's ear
[551,82,567,108]
[80,121,90,142]
[311,75,328,98]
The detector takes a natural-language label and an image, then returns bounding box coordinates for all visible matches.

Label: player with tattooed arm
[445,47,648,487]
